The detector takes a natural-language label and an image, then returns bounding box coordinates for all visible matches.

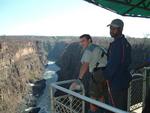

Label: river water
[37,61,59,113]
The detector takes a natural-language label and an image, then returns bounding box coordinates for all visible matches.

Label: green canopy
[85,0,150,18]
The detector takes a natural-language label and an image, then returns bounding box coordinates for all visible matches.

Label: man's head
[79,34,92,48]
[107,19,124,38]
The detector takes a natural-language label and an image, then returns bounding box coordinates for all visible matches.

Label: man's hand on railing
[70,80,81,91]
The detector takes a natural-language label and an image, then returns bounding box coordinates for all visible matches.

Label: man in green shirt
[71,34,107,113]
[79,35,107,75]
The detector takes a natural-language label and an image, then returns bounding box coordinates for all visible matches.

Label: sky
[0,0,150,38]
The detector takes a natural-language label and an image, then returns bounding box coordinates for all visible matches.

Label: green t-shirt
[81,43,107,72]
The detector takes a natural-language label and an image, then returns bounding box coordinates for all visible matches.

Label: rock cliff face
[0,37,45,113]
[56,42,82,81]
[48,41,67,61]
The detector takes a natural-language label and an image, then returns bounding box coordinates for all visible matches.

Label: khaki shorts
[89,69,107,98]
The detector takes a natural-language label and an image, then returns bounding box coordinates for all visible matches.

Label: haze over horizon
[0,0,150,38]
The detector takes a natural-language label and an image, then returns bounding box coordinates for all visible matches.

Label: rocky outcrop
[31,79,46,97]
[0,38,45,113]
[56,42,82,81]
[55,42,91,97]
[131,40,150,68]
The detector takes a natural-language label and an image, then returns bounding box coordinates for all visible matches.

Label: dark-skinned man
[102,19,132,111]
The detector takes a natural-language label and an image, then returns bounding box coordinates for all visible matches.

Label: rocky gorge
[0,36,47,113]
[0,36,150,113]
[0,35,74,113]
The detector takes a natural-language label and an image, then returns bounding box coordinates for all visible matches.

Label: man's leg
[82,72,91,113]
[111,89,128,111]
[89,71,107,113]
[89,77,99,113]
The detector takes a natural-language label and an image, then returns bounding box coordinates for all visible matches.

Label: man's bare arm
[79,62,89,79]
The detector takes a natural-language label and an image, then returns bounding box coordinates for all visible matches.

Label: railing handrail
[50,79,129,113]
[132,73,143,77]
[144,67,150,70]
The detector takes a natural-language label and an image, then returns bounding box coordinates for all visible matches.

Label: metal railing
[127,73,144,112]
[50,80,85,113]
[50,67,150,113]
[50,79,128,113]
[128,67,150,112]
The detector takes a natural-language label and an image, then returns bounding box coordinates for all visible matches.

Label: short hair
[79,34,93,43]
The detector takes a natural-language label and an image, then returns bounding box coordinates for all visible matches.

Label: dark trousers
[111,89,128,111]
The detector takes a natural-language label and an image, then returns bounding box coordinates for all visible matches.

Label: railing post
[127,82,131,112]
[50,85,54,113]
[80,81,85,113]
[142,68,147,109]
